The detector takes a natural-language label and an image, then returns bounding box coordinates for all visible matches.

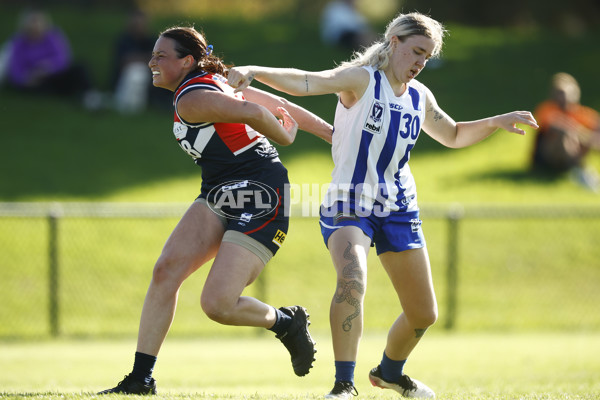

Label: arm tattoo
[333,242,365,332]
[427,103,444,122]
[304,74,309,92]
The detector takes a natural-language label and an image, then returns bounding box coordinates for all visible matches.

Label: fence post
[445,204,463,330]
[48,205,62,337]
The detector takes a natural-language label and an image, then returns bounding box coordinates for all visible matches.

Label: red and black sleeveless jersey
[172,71,280,193]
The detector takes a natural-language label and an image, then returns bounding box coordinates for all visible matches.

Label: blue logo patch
[364,99,385,134]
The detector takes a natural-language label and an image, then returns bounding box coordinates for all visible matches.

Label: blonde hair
[341,12,446,69]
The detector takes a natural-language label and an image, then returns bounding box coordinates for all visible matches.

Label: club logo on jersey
[207,180,279,220]
[272,229,286,247]
[364,99,385,134]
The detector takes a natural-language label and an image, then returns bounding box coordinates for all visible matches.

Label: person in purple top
[5,9,94,101]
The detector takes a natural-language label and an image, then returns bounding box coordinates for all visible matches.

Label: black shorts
[197,161,289,263]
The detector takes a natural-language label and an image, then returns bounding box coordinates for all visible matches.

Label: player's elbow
[277,135,295,146]
[242,103,271,127]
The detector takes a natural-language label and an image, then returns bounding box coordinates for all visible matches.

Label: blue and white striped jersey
[322,66,427,214]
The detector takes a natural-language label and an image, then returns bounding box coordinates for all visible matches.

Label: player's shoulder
[182,72,222,88]
[409,79,435,106]
[176,72,225,100]
[332,65,370,81]
[409,78,429,93]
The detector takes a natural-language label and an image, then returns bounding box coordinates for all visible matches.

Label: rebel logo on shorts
[207,180,279,220]
[410,218,422,232]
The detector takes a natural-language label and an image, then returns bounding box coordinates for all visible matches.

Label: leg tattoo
[334,242,365,332]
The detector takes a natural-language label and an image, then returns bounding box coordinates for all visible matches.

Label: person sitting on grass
[532,72,600,192]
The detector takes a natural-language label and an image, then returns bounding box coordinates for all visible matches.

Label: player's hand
[228,67,254,92]
[495,111,539,135]
[277,106,298,136]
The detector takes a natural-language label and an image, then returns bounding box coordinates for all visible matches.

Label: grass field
[1,333,599,399]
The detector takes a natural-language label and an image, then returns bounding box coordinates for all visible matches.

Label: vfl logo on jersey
[173,122,188,140]
[364,99,385,134]
[272,229,286,247]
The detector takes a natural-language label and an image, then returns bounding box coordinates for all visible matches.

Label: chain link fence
[1,202,599,339]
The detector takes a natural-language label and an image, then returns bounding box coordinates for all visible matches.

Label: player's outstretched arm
[453,111,539,146]
[422,86,538,148]
[228,65,368,100]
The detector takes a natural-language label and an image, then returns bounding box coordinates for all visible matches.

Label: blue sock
[131,351,157,385]
[268,307,292,335]
[335,361,356,384]
[380,351,407,383]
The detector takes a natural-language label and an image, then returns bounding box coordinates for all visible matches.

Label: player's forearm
[243,87,332,143]
[453,119,498,148]
[278,98,333,143]
[248,67,313,96]
[454,111,537,148]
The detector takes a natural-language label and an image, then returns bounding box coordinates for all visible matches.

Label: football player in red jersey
[99,26,332,395]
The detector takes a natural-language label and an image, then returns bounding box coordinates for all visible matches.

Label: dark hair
[160,26,230,76]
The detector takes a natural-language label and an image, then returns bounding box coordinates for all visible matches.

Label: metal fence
[1,202,599,339]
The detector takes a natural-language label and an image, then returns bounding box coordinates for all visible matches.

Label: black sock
[131,351,157,385]
[267,307,292,335]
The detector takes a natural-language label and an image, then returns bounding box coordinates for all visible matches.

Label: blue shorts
[319,201,426,255]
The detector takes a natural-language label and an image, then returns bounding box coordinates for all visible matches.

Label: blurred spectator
[0,41,11,85]
[532,72,600,192]
[111,9,170,113]
[320,0,375,51]
[4,9,100,109]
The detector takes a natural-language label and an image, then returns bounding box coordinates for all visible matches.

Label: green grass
[1,333,599,399]
[2,214,600,339]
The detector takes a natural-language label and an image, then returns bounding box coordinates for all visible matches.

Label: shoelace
[332,381,358,396]
[398,374,418,392]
